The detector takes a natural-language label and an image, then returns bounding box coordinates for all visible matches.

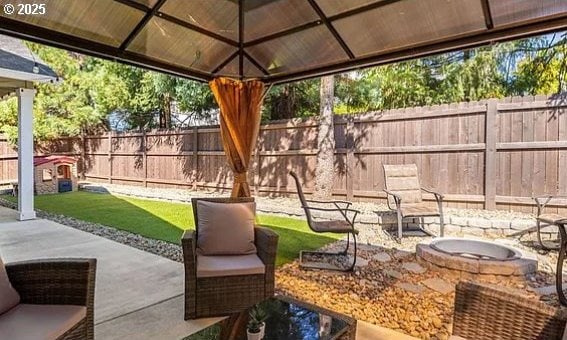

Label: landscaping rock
[372,252,392,263]
[395,282,426,295]
[384,269,404,280]
[356,257,370,267]
[421,278,455,295]
[402,262,427,274]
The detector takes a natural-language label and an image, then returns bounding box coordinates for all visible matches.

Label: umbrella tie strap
[234,172,248,184]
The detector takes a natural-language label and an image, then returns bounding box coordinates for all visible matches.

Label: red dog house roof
[33,155,77,167]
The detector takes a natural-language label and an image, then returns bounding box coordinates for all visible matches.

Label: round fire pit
[417,238,537,277]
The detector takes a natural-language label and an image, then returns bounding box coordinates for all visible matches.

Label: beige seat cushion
[0,304,86,340]
[197,254,265,278]
[539,213,567,225]
[311,220,357,234]
[196,201,257,255]
[400,202,440,217]
[0,256,20,315]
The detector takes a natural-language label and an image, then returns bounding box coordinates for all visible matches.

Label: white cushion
[0,304,86,340]
[196,201,257,255]
[0,256,20,315]
[197,254,265,278]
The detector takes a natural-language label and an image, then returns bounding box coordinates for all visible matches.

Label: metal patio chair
[289,171,359,272]
[534,195,567,251]
[383,164,444,241]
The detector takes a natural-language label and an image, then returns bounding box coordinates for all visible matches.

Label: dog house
[33,156,78,195]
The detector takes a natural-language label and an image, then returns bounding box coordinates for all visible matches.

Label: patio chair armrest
[533,195,567,212]
[383,189,402,205]
[303,206,360,225]
[421,187,444,201]
[6,258,96,307]
[254,226,279,267]
[305,199,352,208]
[181,230,196,273]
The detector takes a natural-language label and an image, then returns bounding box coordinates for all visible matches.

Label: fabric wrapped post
[209,77,265,198]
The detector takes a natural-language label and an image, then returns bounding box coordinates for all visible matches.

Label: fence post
[192,126,199,190]
[80,131,86,180]
[142,130,147,187]
[346,117,355,201]
[107,133,113,184]
[253,143,260,197]
[484,99,498,210]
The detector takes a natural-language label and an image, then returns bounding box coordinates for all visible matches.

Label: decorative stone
[462,227,485,237]
[402,262,427,274]
[450,216,469,226]
[393,250,413,260]
[510,219,535,231]
[532,285,558,296]
[372,252,392,263]
[492,219,511,229]
[355,257,369,267]
[384,269,403,279]
[421,278,455,295]
[443,224,462,235]
[467,217,493,229]
[396,282,426,294]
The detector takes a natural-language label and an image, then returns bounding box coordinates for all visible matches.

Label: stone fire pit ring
[417,238,537,277]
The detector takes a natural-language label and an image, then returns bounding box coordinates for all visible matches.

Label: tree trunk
[314,75,335,199]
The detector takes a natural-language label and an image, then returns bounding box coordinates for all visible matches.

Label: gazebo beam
[16,88,36,220]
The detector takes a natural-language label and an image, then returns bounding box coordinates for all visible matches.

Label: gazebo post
[16,87,36,220]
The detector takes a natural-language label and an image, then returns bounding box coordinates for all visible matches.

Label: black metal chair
[534,196,567,251]
[289,171,359,272]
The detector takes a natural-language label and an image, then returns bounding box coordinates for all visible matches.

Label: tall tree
[313,75,335,199]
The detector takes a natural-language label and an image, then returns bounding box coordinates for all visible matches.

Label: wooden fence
[1,94,567,213]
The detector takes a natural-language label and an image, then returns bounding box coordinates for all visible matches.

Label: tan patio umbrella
[210,77,264,197]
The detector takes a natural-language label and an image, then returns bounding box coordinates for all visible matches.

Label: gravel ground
[81,182,534,220]
[276,238,558,340]
[3,184,565,339]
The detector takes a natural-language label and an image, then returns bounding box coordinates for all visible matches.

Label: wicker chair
[453,281,567,340]
[383,164,444,240]
[289,171,359,272]
[182,197,279,320]
[3,258,97,340]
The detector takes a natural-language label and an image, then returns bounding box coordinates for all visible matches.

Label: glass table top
[185,296,352,340]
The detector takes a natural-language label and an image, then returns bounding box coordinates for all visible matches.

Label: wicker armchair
[182,197,279,320]
[453,281,567,340]
[4,258,97,340]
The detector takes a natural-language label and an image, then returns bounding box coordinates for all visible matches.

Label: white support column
[17,88,36,220]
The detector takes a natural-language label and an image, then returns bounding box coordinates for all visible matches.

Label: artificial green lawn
[2,191,338,266]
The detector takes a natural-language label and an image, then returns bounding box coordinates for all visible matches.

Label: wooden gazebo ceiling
[0,0,565,84]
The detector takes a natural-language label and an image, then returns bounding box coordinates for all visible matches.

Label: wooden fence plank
[2,95,567,212]
[484,100,497,209]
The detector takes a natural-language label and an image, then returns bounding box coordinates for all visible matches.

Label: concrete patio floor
[0,205,413,340]
[0,206,221,339]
